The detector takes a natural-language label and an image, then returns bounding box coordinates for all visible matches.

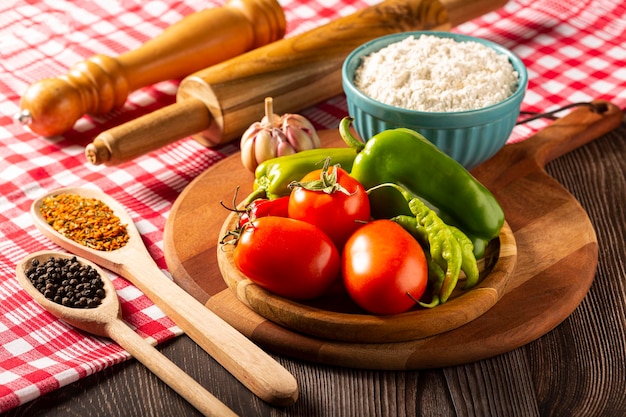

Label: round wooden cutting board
[163,101,623,370]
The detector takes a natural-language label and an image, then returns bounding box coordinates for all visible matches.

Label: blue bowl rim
[342,31,529,123]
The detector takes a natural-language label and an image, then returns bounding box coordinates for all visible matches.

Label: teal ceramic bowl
[342,31,528,169]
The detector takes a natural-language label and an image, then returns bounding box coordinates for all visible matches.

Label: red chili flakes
[40,194,130,251]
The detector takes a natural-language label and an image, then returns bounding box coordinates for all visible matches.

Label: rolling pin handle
[85,141,111,166]
[86,98,211,166]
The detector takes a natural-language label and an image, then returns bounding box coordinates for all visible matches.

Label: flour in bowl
[354,35,519,112]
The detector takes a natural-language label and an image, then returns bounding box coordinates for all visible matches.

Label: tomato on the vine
[233,216,340,300]
[342,219,428,315]
[288,163,370,249]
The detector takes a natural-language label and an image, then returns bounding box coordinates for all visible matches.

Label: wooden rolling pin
[87,0,508,166]
[15,0,286,137]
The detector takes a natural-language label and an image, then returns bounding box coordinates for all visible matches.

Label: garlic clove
[240,122,267,171]
[253,129,279,165]
[241,122,264,145]
[283,124,315,152]
[240,134,259,172]
[276,137,297,157]
[281,114,321,149]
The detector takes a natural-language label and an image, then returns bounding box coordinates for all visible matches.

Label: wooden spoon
[16,251,237,417]
[30,187,298,406]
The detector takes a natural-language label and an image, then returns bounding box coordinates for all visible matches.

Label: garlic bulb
[240,97,320,172]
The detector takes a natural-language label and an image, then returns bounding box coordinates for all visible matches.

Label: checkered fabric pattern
[0,0,624,412]
[454,0,626,142]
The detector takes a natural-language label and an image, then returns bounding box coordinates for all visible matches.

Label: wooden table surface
[6,120,625,417]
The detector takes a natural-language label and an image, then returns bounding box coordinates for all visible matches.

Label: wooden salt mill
[84,0,509,166]
[15,0,286,137]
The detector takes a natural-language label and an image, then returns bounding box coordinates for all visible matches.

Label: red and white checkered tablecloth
[0,0,624,412]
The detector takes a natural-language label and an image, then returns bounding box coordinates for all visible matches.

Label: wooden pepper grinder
[15,0,286,137]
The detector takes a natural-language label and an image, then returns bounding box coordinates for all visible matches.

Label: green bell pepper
[339,117,504,244]
[247,147,356,203]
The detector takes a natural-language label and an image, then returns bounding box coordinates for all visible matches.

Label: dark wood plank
[527,127,626,417]
[443,350,540,417]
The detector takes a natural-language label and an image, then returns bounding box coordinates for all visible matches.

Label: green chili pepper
[373,183,462,305]
[247,147,356,203]
[339,117,504,244]
[422,260,446,308]
[449,226,480,289]
[392,213,479,297]
[390,214,445,308]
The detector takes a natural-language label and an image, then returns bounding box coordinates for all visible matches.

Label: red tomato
[239,196,289,227]
[233,216,340,300]
[342,220,428,315]
[288,166,370,249]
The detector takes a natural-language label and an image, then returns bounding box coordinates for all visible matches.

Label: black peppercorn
[26,256,105,309]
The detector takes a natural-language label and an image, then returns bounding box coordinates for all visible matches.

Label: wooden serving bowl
[217,212,517,344]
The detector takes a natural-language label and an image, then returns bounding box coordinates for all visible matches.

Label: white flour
[354,35,519,112]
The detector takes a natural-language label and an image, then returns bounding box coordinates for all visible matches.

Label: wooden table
[5,119,625,417]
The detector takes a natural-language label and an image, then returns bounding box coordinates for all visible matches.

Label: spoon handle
[120,248,298,406]
[106,318,238,417]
